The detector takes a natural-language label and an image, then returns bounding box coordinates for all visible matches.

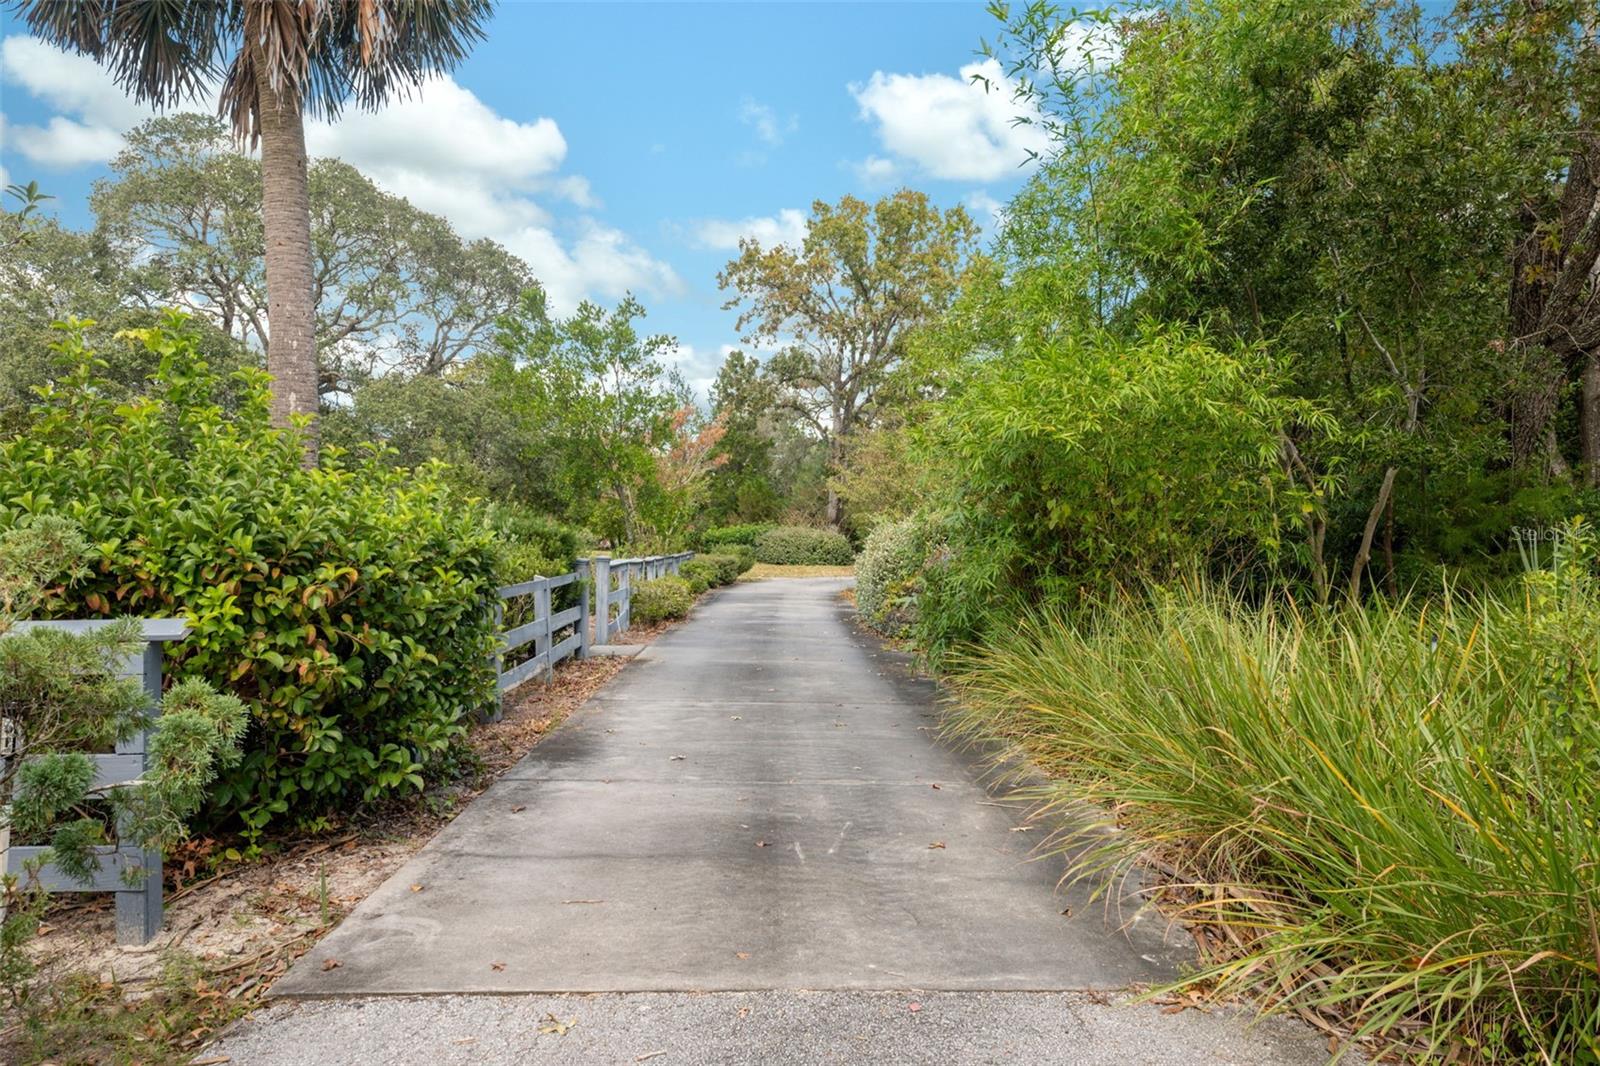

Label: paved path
[212,578,1341,1063]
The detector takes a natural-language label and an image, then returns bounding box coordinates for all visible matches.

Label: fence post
[576,559,591,658]
[535,578,553,683]
[487,598,505,722]
[594,555,612,645]
[115,638,164,944]
[618,563,631,632]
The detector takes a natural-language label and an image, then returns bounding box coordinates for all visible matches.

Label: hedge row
[0,319,502,838]
[754,525,854,566]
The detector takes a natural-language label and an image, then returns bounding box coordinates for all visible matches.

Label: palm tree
[13,0,494,464]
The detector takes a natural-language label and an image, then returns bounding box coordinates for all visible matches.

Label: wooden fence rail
[2,552,694,944]
[1,618,189,945]
[489,551,693,717]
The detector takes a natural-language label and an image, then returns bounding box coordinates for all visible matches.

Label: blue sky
[0,2,1057,396]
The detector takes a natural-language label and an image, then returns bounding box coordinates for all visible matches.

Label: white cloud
[692,208,808,251]
[1041,16,1131,76]
[0,35,170,168]
[0,35,676,315]
[849,57,1050,183]
[963,189,1006,233]
[739,97,796,147]
[852,154,898,184]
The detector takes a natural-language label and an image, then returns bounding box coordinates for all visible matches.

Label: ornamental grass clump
[948,543,1600,1062]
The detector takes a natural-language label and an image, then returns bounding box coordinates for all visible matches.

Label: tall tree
[496,289,685,544]
[719,191,980,527]
[15,0,495,464]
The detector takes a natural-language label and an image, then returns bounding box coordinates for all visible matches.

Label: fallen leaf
[1060,907,1073,917]
[510,805,527,813]
[729,715,742,720]
[190,1057,232,1065]
[908,1002,922,1013]
[930,783,941,790]
[755,839,770,847]
[928,841,946,849]
[490,961,506,971]
[635,1052,667,1063]
[539,1012,577,1036]
[320,958,341,972]
[737,1006,750,1019]
[563,898,606,905]
[734,951,751,960]
[453,1037,476,1045]
[1009,826,1034,832]
[669,754,686,761]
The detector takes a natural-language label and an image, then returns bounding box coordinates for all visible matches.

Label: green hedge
[631,576,693,623]
[724,544,757,574]
[754,526,854,566]
[701,522,772,548]
[0,317,500,837]
[697,553,743,585]
[854,515,933,636]
[678,559,720,593]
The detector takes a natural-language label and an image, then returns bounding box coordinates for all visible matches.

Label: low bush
[678,559,719,593]
[854,515,933,636]
[630,576,693,623]
[724,544,757,574]
[948,547,1600,1061]
[0,317,501,838]
[697,553,743,585]
[701,522,772,549]
[754,526,854,566]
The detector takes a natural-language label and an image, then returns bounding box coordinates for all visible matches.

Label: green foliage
[948,560,1600,1061]
[701,523,772,548]
[1,519,244,1006]
[493,289,689,545]
[696,553,743,586]
[754,526,854,566]
[915,323,1326,653]
[0,317,500,834]
[630,576,693,624]
[677,559,720,594]
[853,515,933,636]
[723,544,756,575]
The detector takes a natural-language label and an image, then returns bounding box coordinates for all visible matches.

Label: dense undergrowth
[944,563,1600,1062]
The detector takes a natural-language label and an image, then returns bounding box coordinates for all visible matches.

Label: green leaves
[1,317,501,834]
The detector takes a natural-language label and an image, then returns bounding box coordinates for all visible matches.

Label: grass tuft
[947,579,1600,1062]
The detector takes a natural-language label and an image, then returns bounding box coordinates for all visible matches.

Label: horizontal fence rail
[1,618,190,945]
[489,552,693,717]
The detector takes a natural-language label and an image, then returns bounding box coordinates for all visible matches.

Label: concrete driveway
[213,578,1342,1064]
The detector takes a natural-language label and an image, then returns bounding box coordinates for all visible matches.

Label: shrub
[702,522,772,549]
[948,550,1600,1061]
[630,576,692,623]
[697,553,743,585]
[914,323,1327,656]
[487,503,584,586]
[0,317,501,836]
[724,544,757,574]
[678,559,719,593]
[2,518,246,999]
[854,515,933,636]
[754,526,854,566]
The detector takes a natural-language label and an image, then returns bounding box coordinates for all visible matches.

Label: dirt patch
[6,622,674,1060]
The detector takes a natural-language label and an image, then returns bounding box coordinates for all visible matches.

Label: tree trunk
[1583,355,1600,487]
[824,409,846,530]
[253,43,320,466]
[1348,466,1397,602]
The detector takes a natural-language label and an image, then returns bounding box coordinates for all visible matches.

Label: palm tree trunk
[253,42,320,466]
